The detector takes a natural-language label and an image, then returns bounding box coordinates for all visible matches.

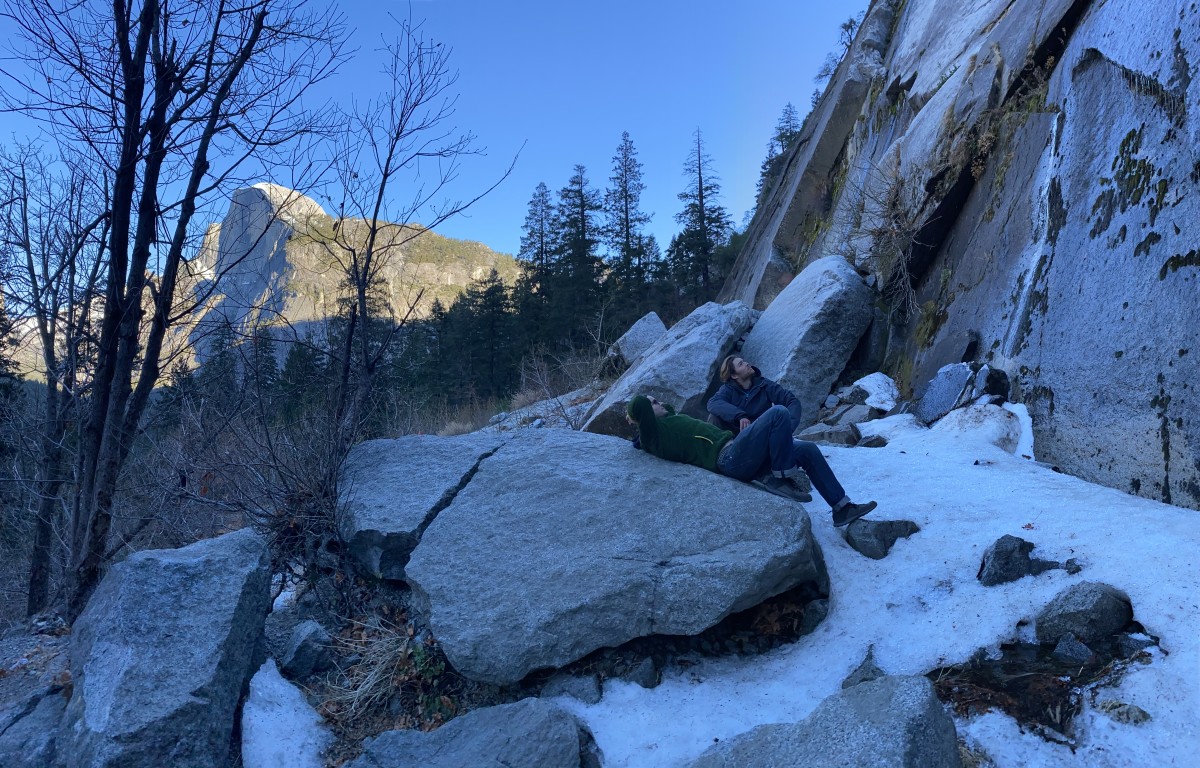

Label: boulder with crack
[340,433,505,580]
[59,528,271,768]
[404,429,829,685]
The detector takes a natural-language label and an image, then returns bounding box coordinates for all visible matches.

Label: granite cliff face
[721,0,1200,508]
[195,183,516,342]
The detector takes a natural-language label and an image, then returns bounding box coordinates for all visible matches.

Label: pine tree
[670,129,733,303]
[548,164,604,345]
[456,269,521,401]
[603,132,652,276]
[773,103,802,154]
[515,182,556,348]
[518,182,556,276]
[757,103,804,198]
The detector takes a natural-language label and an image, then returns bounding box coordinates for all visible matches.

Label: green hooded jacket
[626,395,733,472]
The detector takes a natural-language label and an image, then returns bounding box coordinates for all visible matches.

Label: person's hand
[738,417,751,432]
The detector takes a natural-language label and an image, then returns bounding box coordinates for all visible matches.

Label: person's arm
[766,379,804,430]
[707,384,746,424]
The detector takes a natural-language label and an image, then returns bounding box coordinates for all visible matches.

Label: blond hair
[719,354,739,382]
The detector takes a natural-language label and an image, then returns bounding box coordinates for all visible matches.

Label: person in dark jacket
[707,355,803,434]
[627,394,876,527]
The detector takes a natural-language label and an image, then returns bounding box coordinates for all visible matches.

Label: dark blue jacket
[707,368,803,433]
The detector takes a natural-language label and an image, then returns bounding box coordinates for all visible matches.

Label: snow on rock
[851,372,899,412]
[241,659,332,768]
[931,402,1022,453]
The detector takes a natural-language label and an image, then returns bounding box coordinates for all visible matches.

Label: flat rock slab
[689,675,960,768]
[61,528,271,768]
[738,256,874,429]
[347,698,597,768]
[583,301,755,438]
[405,430,829,685]
[340,433,505,580]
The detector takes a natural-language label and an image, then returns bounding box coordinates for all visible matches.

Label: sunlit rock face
[721,0,1200,508]
[190,183,516,358]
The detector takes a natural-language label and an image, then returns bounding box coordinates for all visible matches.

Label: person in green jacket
[626,394,876,527]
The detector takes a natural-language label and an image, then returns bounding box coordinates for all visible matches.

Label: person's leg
[792,440,846,508]
[717,405,792,480]
[791,439,877,525]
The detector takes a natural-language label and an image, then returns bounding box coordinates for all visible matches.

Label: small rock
[799,599,829,635]
[795,422,861,445]
[1052,633,1097,665]
[1064,558,1083,575]
[823,394,840,409]
[542,673,603,705]
[977,535,1036,586]
[1035,581,1133,645]
[857,434,888,448]
[973,366,1010,399]
[1116,633,1155,658]
[620,657,661,689]
[841,645,885,689]
[280,620,333,680]
[843,519,920,560]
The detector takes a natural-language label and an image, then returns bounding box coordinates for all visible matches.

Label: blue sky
[330,0,870,255]
[0,0,869,258]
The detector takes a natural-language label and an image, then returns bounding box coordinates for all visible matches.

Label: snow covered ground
[557,407,1200,767]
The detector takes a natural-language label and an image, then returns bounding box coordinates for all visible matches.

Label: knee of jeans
[767,404,790,421]
[794,440,821,460]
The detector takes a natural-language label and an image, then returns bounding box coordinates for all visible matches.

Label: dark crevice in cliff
[903,0,1094,285]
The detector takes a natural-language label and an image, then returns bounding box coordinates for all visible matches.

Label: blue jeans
[716,405,847,507]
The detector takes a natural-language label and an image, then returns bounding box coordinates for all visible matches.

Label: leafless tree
[0,0,347,618]
[311,17,515,446]
[0,145,108,615]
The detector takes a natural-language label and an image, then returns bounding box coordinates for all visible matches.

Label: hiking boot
[781,466,812,493]
[753,475,813,503]
[832,500,877,527]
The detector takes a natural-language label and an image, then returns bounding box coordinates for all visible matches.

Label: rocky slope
[723,0,1200,509]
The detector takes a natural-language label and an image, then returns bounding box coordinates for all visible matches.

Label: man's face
[731,357,753,378]
[647,395,668,418]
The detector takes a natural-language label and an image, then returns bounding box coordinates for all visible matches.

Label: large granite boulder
[347,698,598,768]
[609,311,668,368]
[59,528,271,768]
[689,675,961,768]
[582,301,756,438]
[340,433,505,580]
[737,256,874,429]
[405,430,829,685]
